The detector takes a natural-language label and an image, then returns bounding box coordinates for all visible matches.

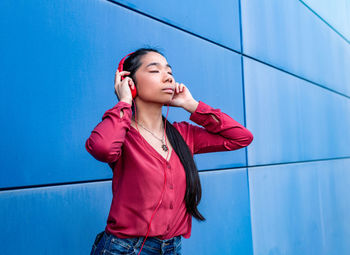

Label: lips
[162,87,174,93]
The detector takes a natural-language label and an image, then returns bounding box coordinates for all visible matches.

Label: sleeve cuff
[114,100,132,108]
[189,101,222,126]
[101,100,133,126]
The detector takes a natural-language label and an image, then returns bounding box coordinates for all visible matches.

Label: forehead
[141,52,171,68]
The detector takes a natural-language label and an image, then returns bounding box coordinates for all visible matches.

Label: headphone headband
[118,51,135,73]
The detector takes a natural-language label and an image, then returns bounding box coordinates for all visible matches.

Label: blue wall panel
[0,0,246,189]
[248,159,350,255]
[241,0,350,97]
[301,0,350,42]
[183,169,253,255]
[244,56,350,166]
[0,181,112,255]
[110,0,242,52]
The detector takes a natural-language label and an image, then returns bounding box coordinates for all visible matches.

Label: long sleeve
[173,101,254,154]
[85,101,132,163]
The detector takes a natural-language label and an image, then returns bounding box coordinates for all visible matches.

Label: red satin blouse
[85,100,253,240]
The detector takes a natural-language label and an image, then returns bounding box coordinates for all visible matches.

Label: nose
[163,71,173,83]
[167,76,173,83]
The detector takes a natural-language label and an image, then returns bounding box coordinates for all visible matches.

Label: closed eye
[150,71,173,75]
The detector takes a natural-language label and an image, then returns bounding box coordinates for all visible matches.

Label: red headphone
[117,52,171,255]
[117,51,138,99]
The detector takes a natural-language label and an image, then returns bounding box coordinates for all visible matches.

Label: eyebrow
[146,62,172,69]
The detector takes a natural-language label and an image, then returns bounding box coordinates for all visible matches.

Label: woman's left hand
[168,82,194,108]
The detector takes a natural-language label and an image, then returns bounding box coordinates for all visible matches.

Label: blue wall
[0,0,349,254]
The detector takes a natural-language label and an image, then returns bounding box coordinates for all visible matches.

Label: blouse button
[167,225,170,231]
[169,184,173,189]
[170,202,173,209]
[167,164,171,169]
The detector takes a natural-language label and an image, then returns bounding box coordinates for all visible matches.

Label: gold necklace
[132,119,169,152]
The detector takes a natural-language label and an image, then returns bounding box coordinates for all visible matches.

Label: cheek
[138,73,158,88]
[138,80,159,98]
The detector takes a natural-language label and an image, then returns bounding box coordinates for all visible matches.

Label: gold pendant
[162,144,168,152]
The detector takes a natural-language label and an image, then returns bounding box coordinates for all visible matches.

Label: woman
[85,47,254,255]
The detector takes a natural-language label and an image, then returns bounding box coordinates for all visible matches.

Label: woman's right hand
[114,70,135,104]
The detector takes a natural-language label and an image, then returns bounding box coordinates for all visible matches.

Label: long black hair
[122,47,206,221]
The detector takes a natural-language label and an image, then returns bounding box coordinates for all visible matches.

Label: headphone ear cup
[131,85,137,99]
[117,51,137,99]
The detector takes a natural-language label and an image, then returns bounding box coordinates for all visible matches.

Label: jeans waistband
[149,235,181,244]
[104,230,180,245]
[135,235,181,245]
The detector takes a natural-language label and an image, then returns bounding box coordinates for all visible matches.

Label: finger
[115,70,119,84]
[116,70,130,74]
[115,70,130,81]
[120,71,130,76]
[128,79,134,90]
[115,70,123,84]
[180,83,184,92]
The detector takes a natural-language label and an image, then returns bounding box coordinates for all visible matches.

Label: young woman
[85,47,254,255]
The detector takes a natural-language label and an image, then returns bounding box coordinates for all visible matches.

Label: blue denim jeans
[90,230,182,255]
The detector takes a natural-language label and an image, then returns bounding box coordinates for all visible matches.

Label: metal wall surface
[301,0,350,41]
[244,56,350,166]
[248,159,350,255]
[241,0,350,254]
[241,0,350,97]
[109,0,242,51]
[1,0,349,254]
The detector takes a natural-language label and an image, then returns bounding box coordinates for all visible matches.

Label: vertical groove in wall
[238,0,254,254]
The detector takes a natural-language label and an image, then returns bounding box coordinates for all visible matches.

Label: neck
[132,98,165,133]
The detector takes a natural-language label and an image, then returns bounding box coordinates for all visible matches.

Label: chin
[160,94,174,102]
